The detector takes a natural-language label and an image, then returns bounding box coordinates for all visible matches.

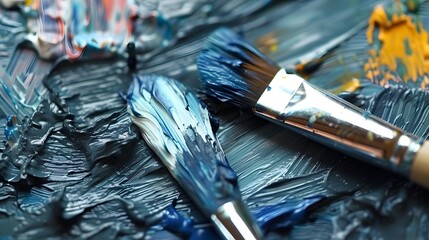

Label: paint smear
[24,0,133,60]
[2,1,429,240]
[365,0,429,88]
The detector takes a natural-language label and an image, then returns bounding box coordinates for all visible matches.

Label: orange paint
[365,2,429,88]
[255,32,278,55]
[332,76,361,94]
[342,78,361,92]
[25,0,38,10]
[103,0,113,20]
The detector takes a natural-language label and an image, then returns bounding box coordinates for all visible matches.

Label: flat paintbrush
[197,28,429,189]
[127,75,263,240]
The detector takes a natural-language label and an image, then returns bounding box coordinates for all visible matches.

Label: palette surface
[1,0,429,239]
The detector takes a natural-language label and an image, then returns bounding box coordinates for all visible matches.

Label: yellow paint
[367,131,374,142]
[255,32,278,55]
[332,78,361,94]
[24,0,38,10]
[406,0,418,12]
[365,2,429,87]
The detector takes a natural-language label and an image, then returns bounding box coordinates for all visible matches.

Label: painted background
[0,0,429,239]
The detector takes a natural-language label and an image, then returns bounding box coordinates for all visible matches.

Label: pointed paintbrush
[127,75,263,240]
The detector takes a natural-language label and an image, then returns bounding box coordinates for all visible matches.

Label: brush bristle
[197,28,281,109]
[127,74,241,213]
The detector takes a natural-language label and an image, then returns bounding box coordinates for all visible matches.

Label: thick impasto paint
[1,0,429,239]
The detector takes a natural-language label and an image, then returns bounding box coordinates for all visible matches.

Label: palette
[1,0,429,239]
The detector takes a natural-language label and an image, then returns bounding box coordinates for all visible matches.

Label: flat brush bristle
[197,28,280,109]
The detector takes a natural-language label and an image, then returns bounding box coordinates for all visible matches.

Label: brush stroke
[127,74,242,214]
[2,1,429,240]
[23,0,132,60]
[365,1,429,88]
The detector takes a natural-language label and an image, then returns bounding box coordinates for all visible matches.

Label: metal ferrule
[211,200,264,240]
[255,69,422,176]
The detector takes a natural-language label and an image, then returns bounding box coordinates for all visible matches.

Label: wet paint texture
[253,196,324,233]
[197,28,280,109]
[127,75,241,214]
[17,0,273,60]
[159,196,324,238]
[1,0,429,239]
[24,0,132,60]
[160,201,220,239]
[365,0,429,88]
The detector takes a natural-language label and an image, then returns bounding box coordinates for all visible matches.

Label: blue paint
[161,200,218,240]
[155,13,173,48]
[161,204,195,237]
[0,77,42,120]
[5,115,19,144]
[132,11,174,53]
[197,28,280,108]
[127,75,242,214]
[253,196,323,233]
[127,74,324,239]
[161,196,324,238]
[362,110,371,119]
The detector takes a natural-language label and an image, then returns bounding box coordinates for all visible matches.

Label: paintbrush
[127,75,264,240]
[197,28,429,189]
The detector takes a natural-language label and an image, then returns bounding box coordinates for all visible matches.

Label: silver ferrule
[255,69,422,176]
[211,200,264,240]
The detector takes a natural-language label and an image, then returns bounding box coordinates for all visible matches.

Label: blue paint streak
[161,201,218,240]
[197,28,279,108]
[5,115,19,144]
[253,196,323,233]
[127,75,241,214]
[161,204,195,237]
[155,13,173,47]
[161,196,323,239]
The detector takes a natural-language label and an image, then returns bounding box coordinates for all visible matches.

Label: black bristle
[197,28,281,109]
[126,42,137,71]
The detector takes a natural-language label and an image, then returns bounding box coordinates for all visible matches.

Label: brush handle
[411,141,429,188]
[255,69,425,185]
